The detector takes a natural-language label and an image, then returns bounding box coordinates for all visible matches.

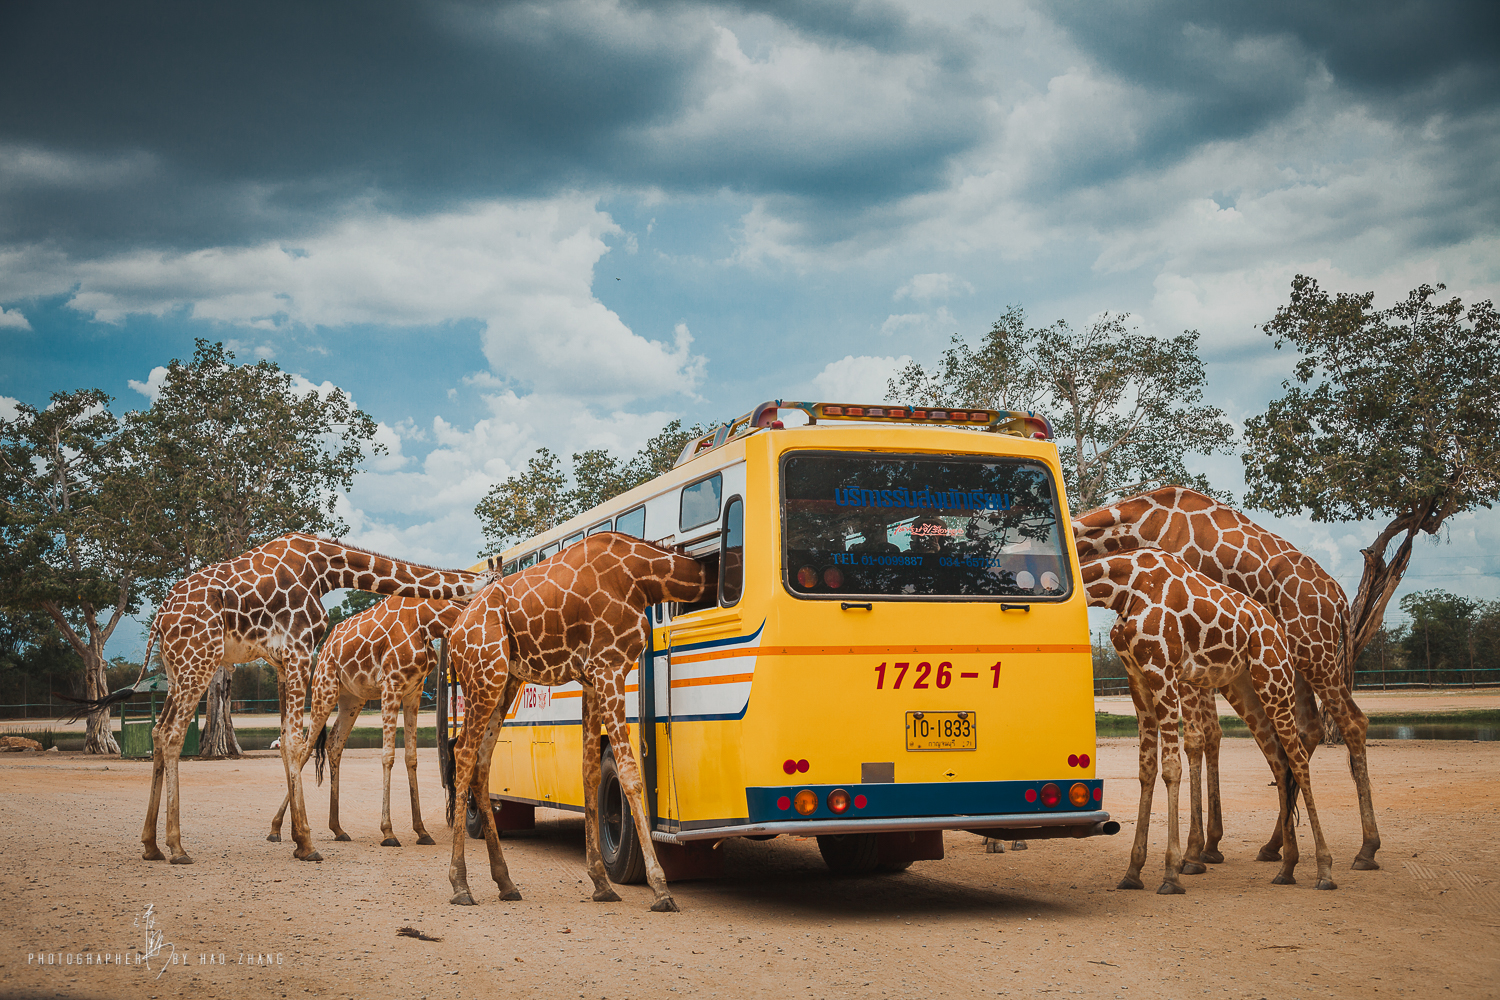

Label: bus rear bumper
[651,811,1117,845]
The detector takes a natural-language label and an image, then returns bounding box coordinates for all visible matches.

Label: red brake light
[1040,783,1061,807]
[823,566,844,589]
[854,794,867,809]
[797,566,818,588]
[827,789,851,814]
[777,795,791,810]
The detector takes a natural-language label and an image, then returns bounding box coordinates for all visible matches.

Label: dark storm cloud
[0,0,980,252]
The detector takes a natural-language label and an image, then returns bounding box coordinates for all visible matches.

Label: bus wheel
[598,748,647,885]
[876,858,915,873]
[817,833,880,875]
[465,793,488,840]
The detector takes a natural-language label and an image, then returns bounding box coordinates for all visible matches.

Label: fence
[0,687,436,722]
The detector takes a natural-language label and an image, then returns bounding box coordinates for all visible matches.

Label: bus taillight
[797,566,818,588]
[827,789,851,814]
[823,566,844,589]
[794,790,818,815]
[1040,783,1061,807]
[1069,783,1090,807]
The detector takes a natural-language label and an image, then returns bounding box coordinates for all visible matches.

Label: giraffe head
[624,536,711,607]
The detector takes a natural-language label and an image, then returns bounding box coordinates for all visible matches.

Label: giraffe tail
[443,736,458,827]
[54,621,161,721]
[313,725,329,785]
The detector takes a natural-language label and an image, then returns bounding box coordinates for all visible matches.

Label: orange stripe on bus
[669,672,753,689]
[670,643,1089,664]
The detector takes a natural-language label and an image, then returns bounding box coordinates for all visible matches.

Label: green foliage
[1243,277,1500,525]
[888,306,1235,511]
[124,339,382,596]
[327,589,386,630]
[475,419,713,555]
[1243,276,1500,665]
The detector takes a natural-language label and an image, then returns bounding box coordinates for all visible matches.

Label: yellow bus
[457,399,1116,879]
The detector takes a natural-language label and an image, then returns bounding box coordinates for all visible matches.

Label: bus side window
[502,561,519,576]
[616,506,646,538]
[720,496,744,607]
[563,532,585,548]
[586,519,612,536]
[680,473,723,531]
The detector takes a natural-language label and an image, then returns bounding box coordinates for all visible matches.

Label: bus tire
[598,748,647,885]
[876,859,915,873]
[465,793,487,840]
[817,833,880,875]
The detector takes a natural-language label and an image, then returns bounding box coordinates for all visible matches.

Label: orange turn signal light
[1070,782,1090,807]
[794,789,818,815]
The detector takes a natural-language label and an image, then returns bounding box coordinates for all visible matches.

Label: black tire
[597,748,647,884]
[465,792,487,840]
[817,833,880,875]
[876,858,915,873]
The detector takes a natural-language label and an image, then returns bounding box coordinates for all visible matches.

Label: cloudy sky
[3,0,1498,657]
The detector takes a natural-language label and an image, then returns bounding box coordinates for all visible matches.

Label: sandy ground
[2,734,1498,1000]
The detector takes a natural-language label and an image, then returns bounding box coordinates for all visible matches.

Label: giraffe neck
[307,538,478,601]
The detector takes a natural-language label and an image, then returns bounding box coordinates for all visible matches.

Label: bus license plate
[906,711,977,751]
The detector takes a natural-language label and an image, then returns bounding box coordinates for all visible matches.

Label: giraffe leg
[1156,684,1187,895]
[1283,739,1337,889]
[1180,688,1208,876]
[1319,684,1381,869]
[603,712,677,911]
[325,695,360,841]
[1201,693,1225,865]
[405,687,435,845]
[270,668,341,843]
[581,688,621,903]
[448,677,520,904]
[1219,674,1294,864]
[278,667,322,862]
[1117,666,1158,891]
[141,730,169,861]
[267,671,294,842]
[157,676,212,864]
[380,689,401,847]
[473,680,522,901]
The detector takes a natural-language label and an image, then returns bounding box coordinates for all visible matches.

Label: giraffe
[444,532,709,912]
[267,597,466,848]
[1073,486,1381,871]
[97,533,489,865]
[1081,548,1337,893]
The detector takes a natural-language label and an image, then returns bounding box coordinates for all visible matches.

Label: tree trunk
[81,646,120,755]
[199,665,242,759]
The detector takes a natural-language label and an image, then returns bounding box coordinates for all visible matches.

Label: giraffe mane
[282,531,478,577]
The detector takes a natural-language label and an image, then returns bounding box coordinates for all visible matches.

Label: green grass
[232,725,440,749]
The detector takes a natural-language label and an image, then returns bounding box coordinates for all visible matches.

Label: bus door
[639,602,680,830]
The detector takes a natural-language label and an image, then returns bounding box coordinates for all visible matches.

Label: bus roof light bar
[672,400,1055,468]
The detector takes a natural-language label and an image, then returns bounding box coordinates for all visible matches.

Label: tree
[124,340,382,757]
[475,419,713,555]
[888,306,1236,510]
[0,390,174,751]
[1242,277,1500,678]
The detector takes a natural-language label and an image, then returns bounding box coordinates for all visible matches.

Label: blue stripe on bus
[744,779,1104,822]
[657,620,766,655]
[502,716,641,728]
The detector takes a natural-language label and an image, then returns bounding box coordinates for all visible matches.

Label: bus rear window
[781,452,1071,600]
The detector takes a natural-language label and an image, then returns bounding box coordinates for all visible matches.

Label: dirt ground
[2,735,1497,1000]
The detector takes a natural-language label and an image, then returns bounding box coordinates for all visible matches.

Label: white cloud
[811,355,911,403]
[0,395,20,421]
[879,306,956,338]
[127,366,169,401]
[0,306,30,330]
[894,273,974,302]
[43,197,705,407]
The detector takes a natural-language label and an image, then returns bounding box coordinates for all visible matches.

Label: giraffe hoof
[142,847,166,861]
[295,850,324,862]
[335,833,352,842]
[417,835,436,846]
[1200,849,1224,864]
[1180,861,1208,876]
[1155,882,1186,895]
[1351,857,1380,871]
[593,887,622,903]
[1116,876,1144,890]
[500,890,523,902]
[450,892,477,906]
[650,896,681,913]
[1271,873,1296,886]
[169,854,194,865]
[1315,878,1338,891]
[381,838,401,847]
[1010,840,1028,851]
[1256,848,1282,862]
[265,833,281,843]
[985,840,1003,854]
